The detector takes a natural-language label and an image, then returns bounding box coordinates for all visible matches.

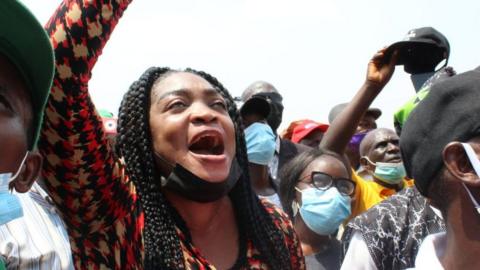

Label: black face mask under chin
[161,159,242,203]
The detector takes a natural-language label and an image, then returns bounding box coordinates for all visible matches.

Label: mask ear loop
[9,152,29,183]
[292,187,303,217]
[363,156,376,166]
[8,152,29,192]
[153,151,176,186]
[291,201,299,217]
[460,143,480,214]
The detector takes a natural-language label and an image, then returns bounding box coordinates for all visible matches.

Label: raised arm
[39,0,134,238]
[320,48,397,155]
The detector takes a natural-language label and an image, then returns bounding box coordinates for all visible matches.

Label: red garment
[40,1,304,269]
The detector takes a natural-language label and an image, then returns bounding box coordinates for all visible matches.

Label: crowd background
[3,0,480,269]
[20,0,480,131]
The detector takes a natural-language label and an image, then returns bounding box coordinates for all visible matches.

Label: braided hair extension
[117,67,182,269]
[116,67,293,269]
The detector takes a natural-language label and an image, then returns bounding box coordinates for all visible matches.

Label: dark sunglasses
[301,171,356,196]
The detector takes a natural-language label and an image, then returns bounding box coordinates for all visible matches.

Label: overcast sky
[21,0,480,131]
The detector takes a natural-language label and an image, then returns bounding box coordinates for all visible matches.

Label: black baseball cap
[328,103,381,124]
[400,67,480,196]
[0,0,54,149]
[385,27,449,73]
[239,95,271,119]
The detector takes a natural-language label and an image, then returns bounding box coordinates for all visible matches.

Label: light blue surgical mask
[461,143,480,215]
[294,186,351,235]
[364,157,406,184]
[0,152,29,225]
[245,122,276,165]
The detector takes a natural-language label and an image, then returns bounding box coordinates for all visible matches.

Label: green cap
[98,109,114,118]
[0,0,54,149]
[394,87,430,134]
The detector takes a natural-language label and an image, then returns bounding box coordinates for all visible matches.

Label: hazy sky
[21,0,480,131]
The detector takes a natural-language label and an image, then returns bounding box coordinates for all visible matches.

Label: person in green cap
[0,0,73,269]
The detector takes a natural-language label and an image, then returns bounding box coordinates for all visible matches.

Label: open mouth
[189,133,225,156]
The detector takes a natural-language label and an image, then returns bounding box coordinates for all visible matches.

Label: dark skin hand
[320,48,398,158]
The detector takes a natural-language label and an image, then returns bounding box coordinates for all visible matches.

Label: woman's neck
[294,215,333,256]
[164,190,239,269]
[164,190,230,234]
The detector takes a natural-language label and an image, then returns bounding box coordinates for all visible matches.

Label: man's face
[0,54,33,175]
[254,92,283,133]
[357,114,377,133]
[363,129,401,163]
[241,85,283,133]
[241,113,267,128]
[299,130,324,148]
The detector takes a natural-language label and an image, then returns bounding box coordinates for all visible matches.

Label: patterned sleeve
[39,0,142,268]
[262,200,306,270]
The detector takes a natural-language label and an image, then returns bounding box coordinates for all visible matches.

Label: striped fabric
[0,182,73,269]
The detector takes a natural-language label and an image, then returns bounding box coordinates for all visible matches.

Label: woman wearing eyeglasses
[279,148,354,270]
[278,47,398,269]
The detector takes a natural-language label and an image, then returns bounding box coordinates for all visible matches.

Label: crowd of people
[1,0,480,269]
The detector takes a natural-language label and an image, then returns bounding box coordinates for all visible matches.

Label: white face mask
[461,143,480,214]
[0,152,29,225]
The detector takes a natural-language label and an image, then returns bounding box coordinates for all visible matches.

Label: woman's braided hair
[116,67,292,269]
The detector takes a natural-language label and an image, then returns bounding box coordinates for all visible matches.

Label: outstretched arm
[38,1,141,268]
[320,48,397,155]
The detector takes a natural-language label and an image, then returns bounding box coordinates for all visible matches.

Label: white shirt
[0,183,73,269]
[408,232,446,270]
[340,231,377,270]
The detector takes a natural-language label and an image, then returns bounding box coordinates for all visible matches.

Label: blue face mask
[0,152,29,225]
[294,186,351,235]
[245,122,276,165]
[364,157,406,184]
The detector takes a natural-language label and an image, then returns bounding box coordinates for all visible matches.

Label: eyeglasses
[299,171,356,196]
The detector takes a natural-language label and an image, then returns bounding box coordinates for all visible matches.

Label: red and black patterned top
[39,1,304,269]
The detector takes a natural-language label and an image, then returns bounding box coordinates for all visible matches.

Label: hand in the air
[366,47,398,88]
